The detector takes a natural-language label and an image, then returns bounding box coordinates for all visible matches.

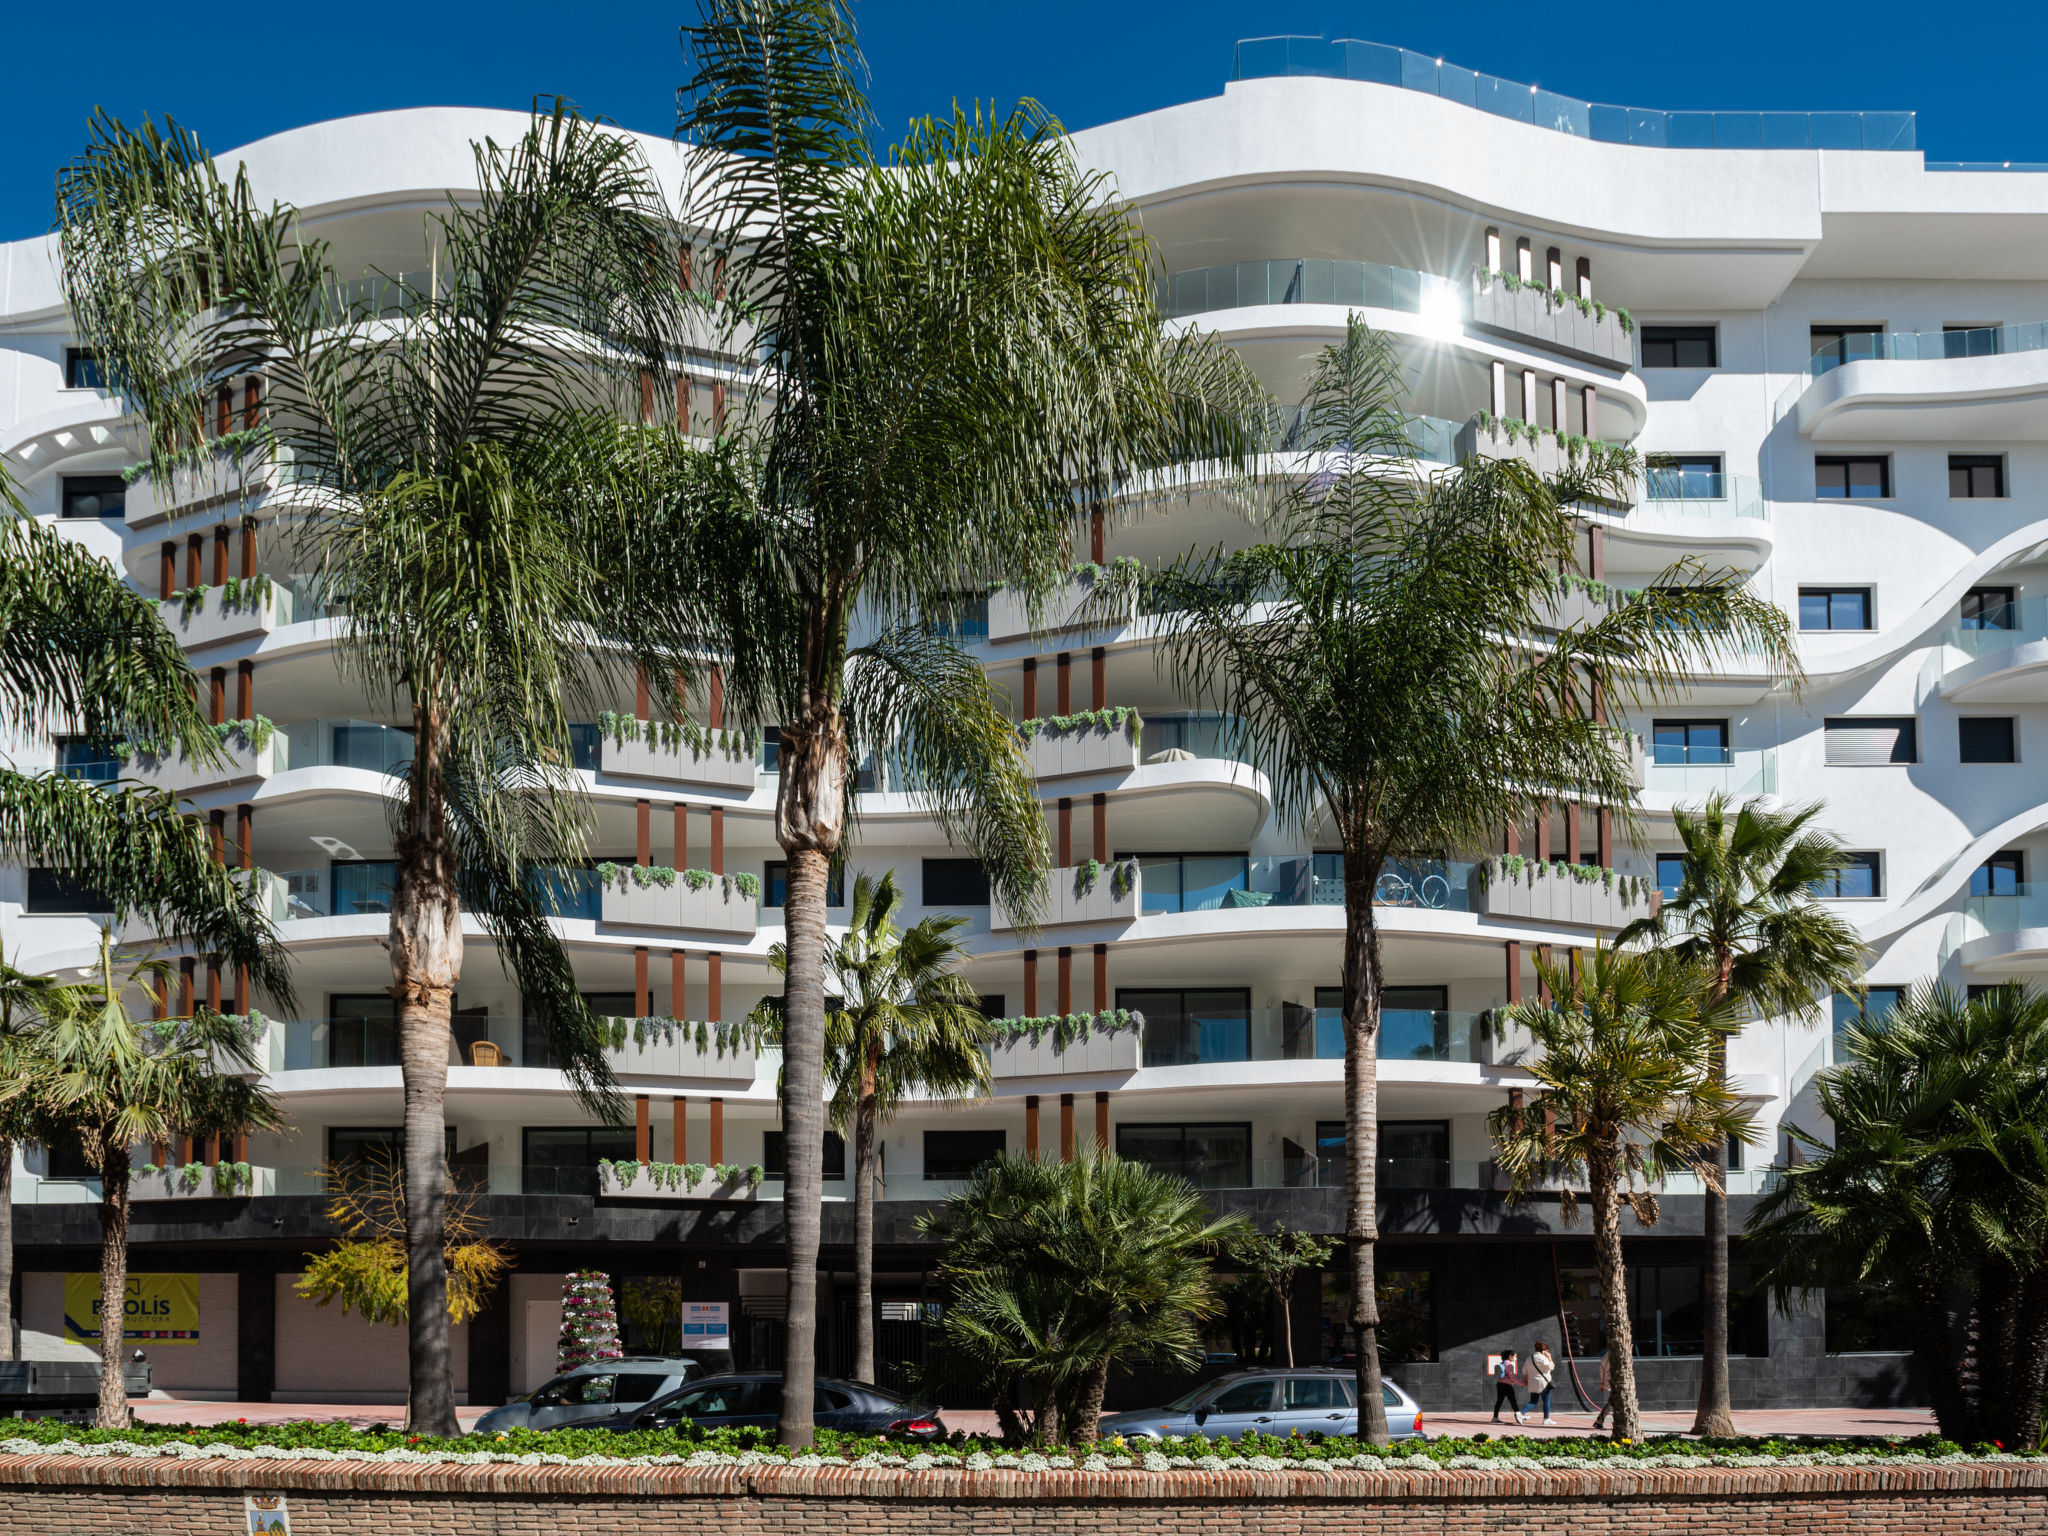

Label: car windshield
[1159,1381,1221,1412]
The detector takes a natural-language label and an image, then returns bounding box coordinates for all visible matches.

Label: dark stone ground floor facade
[10,1187,1920,1412]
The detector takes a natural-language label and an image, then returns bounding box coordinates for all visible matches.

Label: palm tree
[1617,792,1866,1437]
[1748,981,2048,1446]
[59,105,700,1434]
[1226,1225,1336,1367]
[668,0,1263,1446]
[1489,944,1750,1442]
[0,472,292,993]
[920,1151,1247,1445]
[817,870,992,1384]
[1125,318,1798,1439]
[9,929,279,1427]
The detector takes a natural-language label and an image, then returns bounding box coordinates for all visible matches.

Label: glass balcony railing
[1139,1005,1488,1067]
[263,861,397,920]
[1955,883,2048,944]
[1940,596,2043,659]
[1264,404,1461,462]
[1231,36,1915,152]
[1136,712,1245,762]
[1246,1155,1494,1191]
[1134,854,1480,915]
[1643,747,1776,798]
[1641,470,1767,521]
[278,719,413,775]
[1163,258,1461,321]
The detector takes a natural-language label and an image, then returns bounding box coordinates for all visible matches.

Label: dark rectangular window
[1656,853,1687,900]
[1814,456,1889,499]
[1651,719,1729,765]
[522,1126,638,1195]
[921,858,989,906]
[328,994,398,1068]
[1969,851,2024,897]
[1378,1120,1450,1187]
[1643,453,1724,498]
[1950,455,2006,498]
[331,860,398,915]
[1133,853,1250,915]
[25,868,111,914]
[762,1129,845,1181]
[1121,987,1251,1066]
[760,726,780,773]
[1959,716,2017,764]
[1798,588,1871,631]
[975,994,1006,1020]
[63,348,103,389]
[1809,325,1884,368]
[1833,987,1904,1036]
[1824,717,1916,765]
[44,1131,96,1181]
[763,861,844,908]
[59,475,125,520]
[567,722,601,771]
[1313,985,1457,1063]
[326,1125,456,1166]
[54,737,120,782]
[1810,852,1882,899]
[1963,586,2017,630]
[1114,1122,1251,1189]
[1942,324,2000,359]
[1639,326,1717,368]
[923,1129,1006,1179]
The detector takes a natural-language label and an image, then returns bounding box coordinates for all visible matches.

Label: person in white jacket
[1526,1341,1557,1425]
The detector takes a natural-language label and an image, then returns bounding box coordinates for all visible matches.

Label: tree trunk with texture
[393,704,461,1438]
[2003,1266,2048,1448]
[1692,970,1735,1438]
[772,704,847,1451]
[1343,850,1388,1442]
[1072,1354,1111,1445]
[1908,1271,1973,1441]
[991,1378,1025,1445]
[0,1139,15,1361]
[1277,1273,1294,1368]
[1031,1372,1059,1447]
[1589,1145,1639,1442]
[94,1142,131,1429]
[852,1075,878,1385]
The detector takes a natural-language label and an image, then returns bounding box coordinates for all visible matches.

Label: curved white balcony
[1944,884,2048,972]
[2,392,136,475]
[1592,471,1773,569]
[1929,599,2048,703]
[1781,323,2048,441]
[1640,746,1778,810]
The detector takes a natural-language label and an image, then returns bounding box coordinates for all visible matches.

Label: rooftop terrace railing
[1230,37,1916,152]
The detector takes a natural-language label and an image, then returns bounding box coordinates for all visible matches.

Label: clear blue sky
[5,0,2038,242]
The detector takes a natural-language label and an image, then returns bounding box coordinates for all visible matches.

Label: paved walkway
[130,1399,1936,1441]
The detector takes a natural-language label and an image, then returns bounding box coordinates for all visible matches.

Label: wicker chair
[468,1040,505,1067]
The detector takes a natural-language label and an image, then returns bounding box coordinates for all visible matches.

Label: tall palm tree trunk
[1342,853,1389,1442]
[393,716,462,1438]
[1693,960,1735,1438]
[774,704,850,1450]
[1589,1146,1640,1441]
[94,1136,131,1429]
[851,1073,878,1385]
[0,1138,15,1361]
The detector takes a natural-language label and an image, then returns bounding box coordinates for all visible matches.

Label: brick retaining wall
[0,1456,2040,1535]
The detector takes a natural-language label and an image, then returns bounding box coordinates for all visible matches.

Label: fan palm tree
[1617,792,1866,1436]
[920,1151,1247,1445]
[58,105,704,1435]
[7,929,279,1427]
[1120,317,1798,1439]
[669,0,1264,1446]
[1747,981,2048,1445]
[815,870,992,1383]
[1489,943,1751,1442]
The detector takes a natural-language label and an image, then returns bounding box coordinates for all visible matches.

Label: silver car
[473,1357,701,1434]
[1097,1368,1426,1441]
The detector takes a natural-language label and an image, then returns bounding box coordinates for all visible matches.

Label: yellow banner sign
[65,1273,199,1346]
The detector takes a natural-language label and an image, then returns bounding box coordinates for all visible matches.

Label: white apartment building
[0,38,2031,1410]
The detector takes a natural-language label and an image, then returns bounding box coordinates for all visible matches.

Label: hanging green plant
[1017,706,1141,741]
[986,1008,1145,1049]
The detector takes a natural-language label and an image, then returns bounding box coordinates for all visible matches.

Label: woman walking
[1528,1340,1557,1426]
[1489,1349,1523,1424]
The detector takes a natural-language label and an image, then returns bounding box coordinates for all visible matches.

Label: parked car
[585,1372,946,1440]
[1096,1368,1426,1441]
[473,1357,702,1435]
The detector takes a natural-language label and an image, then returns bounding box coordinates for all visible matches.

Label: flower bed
[0,1419,2030,1472]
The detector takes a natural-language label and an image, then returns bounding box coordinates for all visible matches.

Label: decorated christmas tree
[556,1270,624,1373]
